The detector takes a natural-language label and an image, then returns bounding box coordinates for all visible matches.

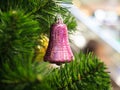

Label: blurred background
[68,0,120,90]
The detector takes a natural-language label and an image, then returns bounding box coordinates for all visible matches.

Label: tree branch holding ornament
[0,0,111,90]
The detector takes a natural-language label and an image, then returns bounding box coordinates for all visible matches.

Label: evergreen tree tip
[47,52,112,90]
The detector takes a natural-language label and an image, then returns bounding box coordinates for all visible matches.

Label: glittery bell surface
[44,15,73,64]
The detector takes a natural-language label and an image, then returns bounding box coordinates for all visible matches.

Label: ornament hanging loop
[55,14,63,24]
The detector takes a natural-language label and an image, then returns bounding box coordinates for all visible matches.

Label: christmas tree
[0,0,111,90]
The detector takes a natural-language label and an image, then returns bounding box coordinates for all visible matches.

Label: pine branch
[0,0,72,12]
[0,52,53,90]
[47,53,111,90]
[0,52,111,90]
[0,0,77,34]
[32,0,77,34]
[0,10,40,63]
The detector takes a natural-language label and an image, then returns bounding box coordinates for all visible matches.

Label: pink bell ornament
[44,15,74,64]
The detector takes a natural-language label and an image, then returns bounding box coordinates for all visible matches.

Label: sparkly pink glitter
[44,16,73,64]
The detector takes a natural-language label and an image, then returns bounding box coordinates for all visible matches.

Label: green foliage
[48,53,111,90]
[0,10,40,63]
[0,52,52,90]
[0,52,35,84]
[32,0,77,33]
[0,53,111,90]
[0,0,77,34]
[0,0,49,12]
[0,46,52,90]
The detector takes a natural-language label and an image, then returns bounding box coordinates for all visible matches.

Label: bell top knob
[55,14,63,24]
